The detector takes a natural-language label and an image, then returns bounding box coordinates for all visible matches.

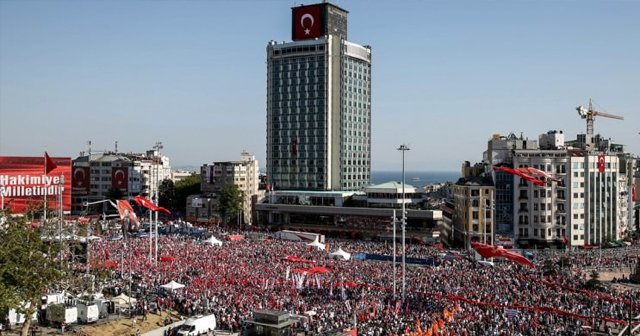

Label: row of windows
[273,92,326,101]
[273,45,325,56]
[272,100,327,108]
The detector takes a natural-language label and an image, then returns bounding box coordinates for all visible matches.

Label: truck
[45,304,78,327]
[176,314,216,336]
[275,230,325,243]
[77,301,99,323]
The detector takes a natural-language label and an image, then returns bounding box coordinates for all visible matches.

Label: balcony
[519,195,529,200]
[518,208,529,213]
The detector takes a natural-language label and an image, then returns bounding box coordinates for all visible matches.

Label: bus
[275,230,325,243]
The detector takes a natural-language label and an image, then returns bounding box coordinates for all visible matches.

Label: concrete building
[197,151,260,225]
[171,170,196,184]
[266,2,372,191]
[452,165,495,248]
[71,149,171,214]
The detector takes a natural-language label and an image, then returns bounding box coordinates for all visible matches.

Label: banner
[0,156,72,213]
[111,167,128,193]
[292,4,324,41]
[597,154,605,173]
[72,166,90,195]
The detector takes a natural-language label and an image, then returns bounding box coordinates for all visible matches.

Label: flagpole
[44,152,47,224]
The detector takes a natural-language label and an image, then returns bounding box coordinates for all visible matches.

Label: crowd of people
[78,225,640,335]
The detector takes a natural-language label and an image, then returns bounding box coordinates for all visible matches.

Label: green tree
[174,173,201,215]
[158,178,177,211]
[217,183,244,225]
[106,187,124,201]
[0,214,65,336]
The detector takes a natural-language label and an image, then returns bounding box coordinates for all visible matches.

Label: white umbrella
[160,280,185,291]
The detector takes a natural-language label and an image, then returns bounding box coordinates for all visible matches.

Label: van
[176,314,216,336]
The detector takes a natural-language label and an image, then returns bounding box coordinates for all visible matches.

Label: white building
[71,149,171,214]
[198,151,260,225]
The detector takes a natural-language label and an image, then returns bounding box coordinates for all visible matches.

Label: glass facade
[266,38,371,191]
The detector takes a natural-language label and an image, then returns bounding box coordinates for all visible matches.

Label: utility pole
[397,144,410,302]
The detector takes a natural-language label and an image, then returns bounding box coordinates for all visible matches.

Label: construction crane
[576,98,624,150]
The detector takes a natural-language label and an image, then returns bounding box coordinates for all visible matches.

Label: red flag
[493,166,545,186]
[133,195,171,214]
[44,152,57,174]
[597,154,605,173]
[563,234,569,245]
[117,200,139,225]
[471,242,534,267]
[632,183,637,202]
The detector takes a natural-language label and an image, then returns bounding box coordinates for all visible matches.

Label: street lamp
[397,144,409,302]
[153,141,163,266]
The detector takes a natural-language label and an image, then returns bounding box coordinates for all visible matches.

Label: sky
[1,0,638,172]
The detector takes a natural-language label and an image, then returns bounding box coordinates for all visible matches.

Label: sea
[371,171,459,186]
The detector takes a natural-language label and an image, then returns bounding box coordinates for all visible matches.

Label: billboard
[292,4,324,41]
[0,156,72,214]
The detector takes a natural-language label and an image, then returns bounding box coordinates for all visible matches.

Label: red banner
[111,167,128,192]
[292,4,324,41]
[0,156,72,214]
[72,166,90,195]
[597,154,605,173]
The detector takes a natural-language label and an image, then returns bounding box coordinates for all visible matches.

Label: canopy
[307,240,326,251]
[160,280,185,290]
[329,248,351,261]
[205,236,223,246]
[112,294,136,306]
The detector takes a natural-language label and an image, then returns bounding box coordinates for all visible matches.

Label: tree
[174,173,201,215]
[106,187,124,201]
[0,214,65,336]
[217,183,244,225]
[158,178,177,211]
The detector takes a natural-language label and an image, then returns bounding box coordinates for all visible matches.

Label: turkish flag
[292,4,323,40]
[72,166,90,195]
[111,167,128,192]
[632,183,637,202]
[133,195,171,214]
[44,152,58,174]
[471,242,534,267]
[597,154,605,173]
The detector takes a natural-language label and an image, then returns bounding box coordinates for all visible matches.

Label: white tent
[112,294,137,307]
[161,280,185,291]
[306,239,325,251]
[329,248,351,261]
[205,236,223,246]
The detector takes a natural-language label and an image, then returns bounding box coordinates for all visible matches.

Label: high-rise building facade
[266,3,372,191]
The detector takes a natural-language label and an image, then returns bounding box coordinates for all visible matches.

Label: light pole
[153,141,163,266]
[397,144,409,302]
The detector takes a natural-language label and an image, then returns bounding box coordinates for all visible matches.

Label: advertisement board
[0,156,72,214]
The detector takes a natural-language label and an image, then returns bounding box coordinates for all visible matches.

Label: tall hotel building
[266,3,372,191]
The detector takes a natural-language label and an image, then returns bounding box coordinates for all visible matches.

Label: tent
[307,239,326,251]
[329,248,351,261]
[161,280,185,291]
[205,236,223,246]
[112,294,137,307]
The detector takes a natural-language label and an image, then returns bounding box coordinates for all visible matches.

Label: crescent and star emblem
[300,13,314,35]
[114,169,125,186]
[74,167,85,187]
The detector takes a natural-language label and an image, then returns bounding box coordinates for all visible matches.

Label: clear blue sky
[1,0,638,172]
